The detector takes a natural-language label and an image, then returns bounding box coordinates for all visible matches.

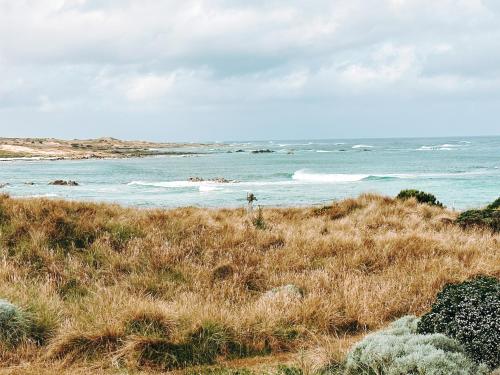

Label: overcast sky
[1,0,499,141]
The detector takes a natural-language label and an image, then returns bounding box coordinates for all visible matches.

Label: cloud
[0,0,500,139]
[124,74,176,102]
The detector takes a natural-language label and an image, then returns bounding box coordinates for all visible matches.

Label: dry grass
[0,193,498,374]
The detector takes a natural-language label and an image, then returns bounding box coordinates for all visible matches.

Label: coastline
[0,137,215,160]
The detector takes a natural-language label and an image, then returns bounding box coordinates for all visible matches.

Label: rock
[0,183,8,188]
[235,149,245,153]
[251,149,274,154]
[49,180,79,186]
[188,177,204,182]
[24,182,35,185]
[261,284,304,301]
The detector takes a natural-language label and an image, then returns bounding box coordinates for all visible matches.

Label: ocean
[1,136,499,209]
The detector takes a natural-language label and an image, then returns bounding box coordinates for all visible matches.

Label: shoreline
[0,137,217,161]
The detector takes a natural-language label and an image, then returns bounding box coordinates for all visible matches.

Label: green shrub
[396,189,443,207]
[0,299,30,346]
[456,196,500,232]
[417,276,500,369]
[486,196,500,210]
[456,209,500,232]
[344,316,489,375]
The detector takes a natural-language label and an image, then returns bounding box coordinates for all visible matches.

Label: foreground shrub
[396,189,443,207]
[344,316,488,375]
[0,299,29,346]
[456,208,500,232]
[417,276,500,368]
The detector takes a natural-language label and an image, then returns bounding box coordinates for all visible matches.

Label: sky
[1,0,500,141]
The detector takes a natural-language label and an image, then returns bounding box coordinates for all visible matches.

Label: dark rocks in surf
[251,149,274,154]
[49,180,79,186]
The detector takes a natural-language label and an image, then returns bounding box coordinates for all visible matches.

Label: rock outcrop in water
[49,180,79,186]
[251,149,274,154]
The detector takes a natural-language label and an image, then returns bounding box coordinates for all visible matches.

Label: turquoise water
[1,137,499,209]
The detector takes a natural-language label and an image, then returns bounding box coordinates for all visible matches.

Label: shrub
[0,299,30,346]
[486,196,500,210]
[417,276,500,368]
[396,189,443,207]
[456,209,500,232]
[344,316,489,375]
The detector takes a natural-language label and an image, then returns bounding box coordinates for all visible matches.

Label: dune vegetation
[0,192,498,374]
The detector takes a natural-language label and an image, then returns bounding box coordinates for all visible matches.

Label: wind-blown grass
[0,193,498,373]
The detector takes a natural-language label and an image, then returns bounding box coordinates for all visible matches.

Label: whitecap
[352,144,373,149]
[292,170,368,183]
[199,185,219,192]
[129,180,195,188]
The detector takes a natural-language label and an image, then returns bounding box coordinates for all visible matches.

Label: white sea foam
[316,150,335,153]
[129,180,194,188]
[199,185,219,192]
[292,170,368,182]
[352,144,373,149]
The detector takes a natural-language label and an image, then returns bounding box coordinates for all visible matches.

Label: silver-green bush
[0,299,29,346]
[344,316,489,375]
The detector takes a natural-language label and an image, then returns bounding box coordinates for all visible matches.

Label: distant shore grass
[0,193,498,373]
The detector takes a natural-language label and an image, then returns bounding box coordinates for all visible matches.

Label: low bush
[417,276,500,369]
[344,315,489,375]
[456,196,500,232]
[0,299,30,346]
[486,196,500,210]
[396,189,443,207]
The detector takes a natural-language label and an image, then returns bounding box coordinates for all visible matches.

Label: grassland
[0,193,498,374]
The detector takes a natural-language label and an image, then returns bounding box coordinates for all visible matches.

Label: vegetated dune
[0,193,498,374]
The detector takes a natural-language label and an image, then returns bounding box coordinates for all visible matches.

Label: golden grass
[0,193,498,373]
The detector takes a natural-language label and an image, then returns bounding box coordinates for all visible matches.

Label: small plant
[417,276,500,369]
[397,189,443,207]
[345,315,489,374]
[0,299,30,346]
[252,206,267,230]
